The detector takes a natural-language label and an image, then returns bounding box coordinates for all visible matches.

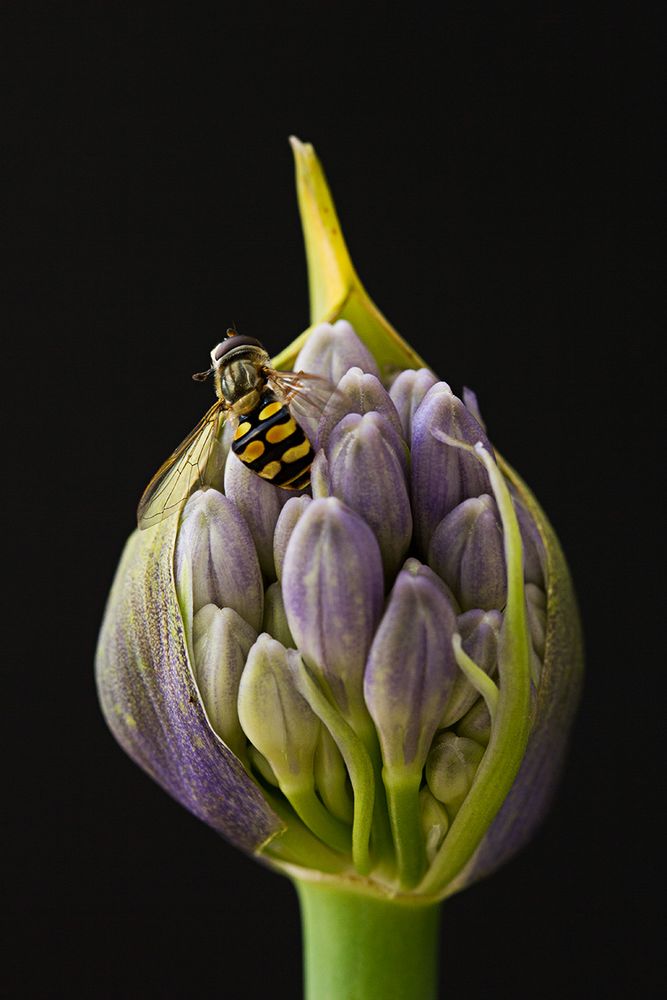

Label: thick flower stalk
[96,139,583,1000]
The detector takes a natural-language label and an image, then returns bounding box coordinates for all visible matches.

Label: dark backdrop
[5,5,661,998]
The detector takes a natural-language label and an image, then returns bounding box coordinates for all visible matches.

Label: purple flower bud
[428,494,507,611]
[295,319,380,382]
[224,451,290,580]
[441,609,502,727]
[317,367,404,449]
[273,495,312,582]
[175,489,263,632]
[411,382,493,554]
[192,604,257,759]
[315,412,413,578]
[282,497,384,727]
[364,559,458,771]
[389,367,439,441]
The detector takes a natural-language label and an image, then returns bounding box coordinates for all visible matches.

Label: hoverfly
[137,329,336,529]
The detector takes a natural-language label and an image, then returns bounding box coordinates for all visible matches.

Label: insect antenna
[192,367,213,382]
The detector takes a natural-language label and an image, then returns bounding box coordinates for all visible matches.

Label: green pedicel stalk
[295,880,440,1000]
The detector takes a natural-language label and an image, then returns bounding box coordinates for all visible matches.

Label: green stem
[383,769,426,889]
[295,879,440,1000]
[285,782,352,854]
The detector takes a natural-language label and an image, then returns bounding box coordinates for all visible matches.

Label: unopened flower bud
[175,489,264,631]
[419,787,450,863]
[364,558,458,887]
[192,604,257,760]
[389,367,439,441]
[441,609,502,727]
[295,319,380,382]
[428,494,506,611]
[364,559,458,773]
[263,581,295,648]
[411,383,493,554]
[282,497,384,731]
[426,732,486,815]
[237,635,350,853]
[273,495,312,581]
[224,451,289,579]
[317,366,404,448]
[315,411,412,577]
[456,697,492,745]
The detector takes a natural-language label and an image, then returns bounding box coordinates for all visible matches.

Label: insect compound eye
[212,336,264,362]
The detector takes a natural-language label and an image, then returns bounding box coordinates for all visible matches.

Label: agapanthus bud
[441,609,502,727]
[428,494,507,611]
[364,558,458,886]
[295,319,380,382]
[192,604,257,760]
[419,787,450,863]
[411,382,493,554]
[282,497,384,731]
[262,581,295,648]
[456,697,492,745]
[237,634,350,853]
[224,451,289,579]
[316,366,404,448]
[272,495,312,581]
[425,732,486,815]
[175,488,264,631]
[389,367,439,441]
[97,139,583,1000]
[313,411,412,577]
[364,559,458,773]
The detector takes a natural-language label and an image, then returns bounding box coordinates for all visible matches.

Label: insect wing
[137,400,228,529]
[265,369,345,443]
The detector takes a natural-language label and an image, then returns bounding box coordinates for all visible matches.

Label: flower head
[96,140,582,901]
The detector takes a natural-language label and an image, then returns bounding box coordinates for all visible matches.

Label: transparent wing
[265,369,347,442]
[137,400,229,530]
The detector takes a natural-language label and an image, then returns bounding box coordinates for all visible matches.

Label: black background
[5,4,662,998]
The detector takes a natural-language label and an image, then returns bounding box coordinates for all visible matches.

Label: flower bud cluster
[171,319,549,890]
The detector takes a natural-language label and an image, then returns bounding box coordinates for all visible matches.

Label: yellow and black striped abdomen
[232,390,313,490]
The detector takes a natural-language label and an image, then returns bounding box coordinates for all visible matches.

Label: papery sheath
[451,467,583,890]
[95,519,283,852]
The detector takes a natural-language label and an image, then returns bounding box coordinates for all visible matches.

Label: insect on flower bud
[97,138,582,945]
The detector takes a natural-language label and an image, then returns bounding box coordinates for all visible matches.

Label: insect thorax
[216,353,268,408]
